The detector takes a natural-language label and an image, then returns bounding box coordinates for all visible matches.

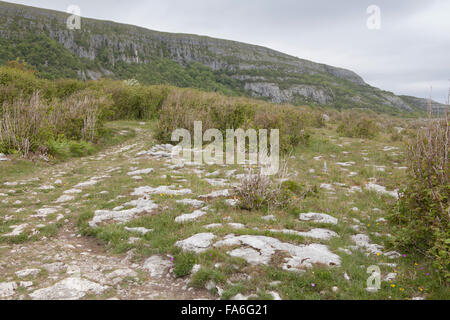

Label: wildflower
[391,284,396,288]
[400,288,404,291]
[377,252,381,257]
[311,283,315,287]
[419,288,423,292]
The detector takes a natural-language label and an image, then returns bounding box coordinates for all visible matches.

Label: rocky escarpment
[0,1,445,113]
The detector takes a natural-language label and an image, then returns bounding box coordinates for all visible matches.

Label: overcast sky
[7,0,450,102]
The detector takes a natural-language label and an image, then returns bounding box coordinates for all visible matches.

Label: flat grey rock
[142,256,172,278]
[214,234,341,269]
[175,233,216,253]
[299,212,338,225]
[29,277,107,300]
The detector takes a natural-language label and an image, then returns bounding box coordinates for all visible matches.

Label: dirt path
[0,125,214,300]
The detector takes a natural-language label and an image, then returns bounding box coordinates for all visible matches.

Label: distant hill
[0,1,446,114]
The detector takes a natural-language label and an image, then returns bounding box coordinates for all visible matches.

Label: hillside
[0,1,446,114]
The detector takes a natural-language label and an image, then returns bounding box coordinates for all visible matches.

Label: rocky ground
[0,121,444,300]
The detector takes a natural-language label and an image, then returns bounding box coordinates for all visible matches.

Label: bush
[0,90,108,156]
[233,163,312,211]
[108,83,169,120]
[388,112,449,279]
[173,252,196,278]
[47,138,96,158]
[155,89,312,152]
[337,111,379,139]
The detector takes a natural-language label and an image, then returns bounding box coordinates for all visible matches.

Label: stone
[270,228,338,240]
[365,182,399,199]
[175,209,207,223]
[228,223,245,229]
[107,268,137,280]
[262,215,276,221]
[299,212,338,225]
[230,293,257,300]
[384,251,401,259]
[214,234,341,269]
[0,153,9,161]
[320,183,334,191]
[38,185,55,190]
[384,273,397,282]
[142,256,173,278]
[42,262,67,273]
[270,291,282,300]
[205,178,228,187]
[127,168,154,176]
[74,176,108,188]
[15,269,40,278]
[176,199,205,208]
[198,189,230,198]
[34,207,59,218]
[20,281,33,288]
[204,223,223,229]
[205,280,216,291]
[175,233,216,253]
[131,186,192,196]
[0,282,17,298]
[124,227,153,235]
[225,199,238,207]
[336,162,355,167]
[55,195,75,203]
[63,189,82,194]
[351,234,384,255]
[89,198,158,227]
[5,223,28,237]
[205,170,221,177]
[191,264,201,274]
[29,277,107,300]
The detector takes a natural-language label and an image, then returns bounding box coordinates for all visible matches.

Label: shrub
[173,252,196,278]
[389,111,449,279]
[108,83,169,120]
[337,111,379,139]
[155,89,311,152]
[233,162,312,211]
[234,167,280,210]
[0,90,109,156]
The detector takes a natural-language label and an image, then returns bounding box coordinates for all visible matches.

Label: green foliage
[337,112,379,139]
[108,83,169,120]
[155,88,313,152]
[47,138,96,158]
[190,267,226,288]
[389,117,449,280]
[173,252,196,278]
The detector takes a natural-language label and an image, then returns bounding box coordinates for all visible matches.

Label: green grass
[0,118,447,300]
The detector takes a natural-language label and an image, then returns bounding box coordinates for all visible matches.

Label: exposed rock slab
[214,234,341,269]
[142,256,173,278]
[29,277,107,300]
[175,233,216,253]
[299,213,338,225]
